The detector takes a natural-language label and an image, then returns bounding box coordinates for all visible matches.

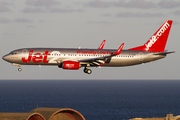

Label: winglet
[98,40,106,49]
[114,43,124,55]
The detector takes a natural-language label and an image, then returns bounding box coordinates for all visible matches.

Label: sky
[0,0,180,80]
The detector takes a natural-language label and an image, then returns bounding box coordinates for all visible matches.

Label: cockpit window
[9,52,14,55]
[9,52,17,55]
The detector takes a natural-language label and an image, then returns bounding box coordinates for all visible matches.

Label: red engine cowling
[62,61,80,70]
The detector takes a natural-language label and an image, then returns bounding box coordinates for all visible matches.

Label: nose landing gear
[12,63,22,72]
[18,68,22,72]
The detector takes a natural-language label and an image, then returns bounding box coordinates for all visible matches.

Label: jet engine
[61,61,80,70]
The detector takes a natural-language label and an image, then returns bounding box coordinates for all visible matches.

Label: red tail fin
[128,20,173,52]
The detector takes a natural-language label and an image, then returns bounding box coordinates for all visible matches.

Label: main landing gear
[84,67,92,74]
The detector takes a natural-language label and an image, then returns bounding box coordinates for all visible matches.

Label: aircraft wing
[79,43,124,66]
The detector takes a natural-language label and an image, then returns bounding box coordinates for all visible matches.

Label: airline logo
[65,64,74,68]
[145,21,170,50]
[22,50,50,63]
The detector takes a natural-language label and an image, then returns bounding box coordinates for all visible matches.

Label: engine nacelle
[62,61,80,70]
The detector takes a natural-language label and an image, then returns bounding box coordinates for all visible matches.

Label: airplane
[2,20,174,74]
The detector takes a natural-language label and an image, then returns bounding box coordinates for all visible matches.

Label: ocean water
[0,80,180,120]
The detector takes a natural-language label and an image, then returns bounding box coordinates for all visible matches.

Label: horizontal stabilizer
[154,51,175,55]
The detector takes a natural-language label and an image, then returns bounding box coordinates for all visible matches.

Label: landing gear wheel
[18,68,22,72]
[87,69,92,74]
[84,68,88,73]
[84,68,92,74]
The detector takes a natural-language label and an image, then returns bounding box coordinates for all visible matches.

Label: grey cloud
[49,8,85,13]
[39,20,44,23]
[173,10,180,15]
[100,13,112,17]
[158,0,180,8]
[3,32,13,35]
[14,18,32,23]
[22,7,85,14]
[173,21,179,25]
[117,0,156,9]
[84,0,115,8]
[23,7,45,13]
[26,0,60,7]
[87,21,113,25]
[27,25,35,28]
[0,6,11,12]
[0,17,10,24]
[115,12,165,18]
[0,2,11,6]
[0,2,12,12]
[84,0,156,9]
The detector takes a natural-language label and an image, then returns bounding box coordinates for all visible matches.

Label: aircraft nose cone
[2,55,8,61]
